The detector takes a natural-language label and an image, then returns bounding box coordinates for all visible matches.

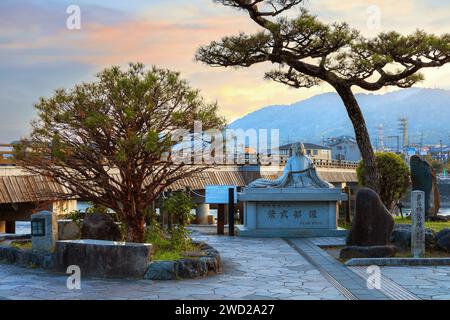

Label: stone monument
[340,188,397,259]
[410,155,440,217]
[31,211,58,252]
[411,190,426,257]
[237,143,347,237]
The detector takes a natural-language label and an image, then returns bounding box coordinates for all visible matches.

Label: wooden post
[5,221,15,234]
[217,204,225,235]
[228,187,235,236]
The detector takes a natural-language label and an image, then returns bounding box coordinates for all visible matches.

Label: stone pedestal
[31,211,58,252]
[411,190,426,258]
[237,188,347,237]
[196,203,210,225]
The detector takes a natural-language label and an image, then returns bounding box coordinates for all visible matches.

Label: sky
[1,0,450,142]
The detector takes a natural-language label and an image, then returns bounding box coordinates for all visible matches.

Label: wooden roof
[0,166,356,204]
[0,175,70,204]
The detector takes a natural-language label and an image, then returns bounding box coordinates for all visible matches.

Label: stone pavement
[0,233,344,300]
[380,266,450,300]
[0,232,449,300]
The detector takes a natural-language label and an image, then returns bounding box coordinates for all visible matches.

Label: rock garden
[0,192,222,280]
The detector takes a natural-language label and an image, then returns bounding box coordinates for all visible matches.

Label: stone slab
[239,187,348,202]
[237,225,348,238]
[54,239,153,278]
[346,258,450,266]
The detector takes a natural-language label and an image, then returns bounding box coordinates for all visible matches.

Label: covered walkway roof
[0,165,357,205]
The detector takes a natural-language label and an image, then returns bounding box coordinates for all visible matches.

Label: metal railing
[0,144,359,169]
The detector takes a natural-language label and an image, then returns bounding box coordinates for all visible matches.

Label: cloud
[1,0,450,141]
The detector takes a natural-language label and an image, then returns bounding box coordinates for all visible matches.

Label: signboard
[205,185,238,204]
[31,218,45,237]
[407,147,417,156]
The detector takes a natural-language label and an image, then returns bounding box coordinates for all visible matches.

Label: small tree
[163,191,195,249]
[196,0,450,193]
[357,152,410,211]
[14,63,225,243]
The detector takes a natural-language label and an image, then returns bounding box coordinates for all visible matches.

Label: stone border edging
[346,257,450,266]
[144,241,222,280]
[0,246,53,269]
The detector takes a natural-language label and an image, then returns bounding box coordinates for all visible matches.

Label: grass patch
[338,220,352,230]
[10,241,32,250]
[153,250,182,261]
[394,216,450,232]
[145,225,198,261]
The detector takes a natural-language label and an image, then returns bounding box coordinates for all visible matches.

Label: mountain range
[229,88,450,147]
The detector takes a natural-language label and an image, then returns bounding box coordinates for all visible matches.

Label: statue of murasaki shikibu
[248,142,333,189]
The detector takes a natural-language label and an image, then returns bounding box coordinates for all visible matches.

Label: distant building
[326,136,361,162]
[279,142,332,160]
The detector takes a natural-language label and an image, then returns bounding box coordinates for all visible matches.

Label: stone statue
[248,143,333,188]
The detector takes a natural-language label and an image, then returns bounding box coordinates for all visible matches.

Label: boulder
[391,224,436,249]
[427,215,450,222]
[144,261,177,280]
[81,213,122,241]
[176,258,208,278]
[436,228,450,252]
[340,245,398,259]
[58,220,81,240]
[346,188,394,246]
[431,168,441,215]
[410,155,440,217]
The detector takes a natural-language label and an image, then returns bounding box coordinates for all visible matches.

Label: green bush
[357,152,410,211]
[163,192,194,226]
[144,191,196,260]
[144,223,195,261]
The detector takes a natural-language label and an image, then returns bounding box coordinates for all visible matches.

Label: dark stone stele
[144,242,222,280]
[81,213,122,241]
[436,228,450,252]
[340,245,398,260]
[410,155,440,217]
[346,188,395,246]
[341,188,396,259]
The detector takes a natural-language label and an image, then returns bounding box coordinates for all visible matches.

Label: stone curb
[0,246,54,269]
[346,257,450,266]
[144,241,222,280]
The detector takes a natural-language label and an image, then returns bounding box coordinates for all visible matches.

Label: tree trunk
[125,214,145,243]
[334,84,380,194]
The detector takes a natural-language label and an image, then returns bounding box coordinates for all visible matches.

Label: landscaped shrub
[357,152,410,211]
[143,192,196,260]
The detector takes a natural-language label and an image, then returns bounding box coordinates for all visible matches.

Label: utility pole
[398,118,409,152]
[376,124,384,152]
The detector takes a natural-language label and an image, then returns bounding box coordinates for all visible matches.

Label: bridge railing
[0,144,14,165]
[0,145,359,169]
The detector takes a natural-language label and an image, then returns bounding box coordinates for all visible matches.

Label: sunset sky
[1,0,450,142]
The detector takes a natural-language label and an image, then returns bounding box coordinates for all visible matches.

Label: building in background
[326,136,361,162]
[279,142,332,160]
